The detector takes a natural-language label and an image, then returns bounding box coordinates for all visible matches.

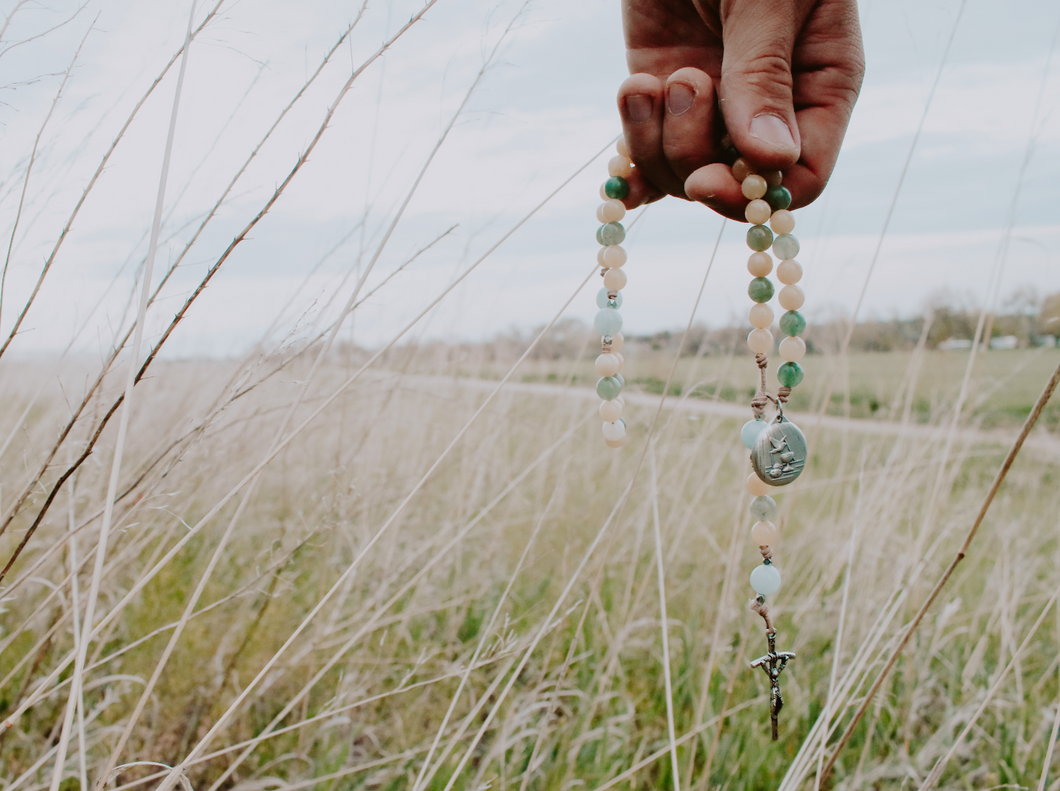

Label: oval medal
[750,418,807,486]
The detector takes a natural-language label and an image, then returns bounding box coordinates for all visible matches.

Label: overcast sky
[1,0,1059,357]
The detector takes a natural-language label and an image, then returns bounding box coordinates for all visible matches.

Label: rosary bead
[603,245,626,268]
[765,185,792,211]
[615,351,624,365]
[601,199,626,223]
[748,302,774,329]
[610,332,625,352]
[597,376,623,400]
[747,252,773,277]
[779,310,806,337]
[602,420,626,441]
[608,155,633,178]
[596,353,621,377]
[596,288,623,309]
[772,234,800,260]
[596,204,607,223]
[597,248,607,267]
[746,225,774,252]
[603,268,627,291]
[770,209,795,235]
[605,436,626,448]
[776,259,802,285]
[762,170,783,188]
[616,137,630,158]
[751,520,778,547]
[741,418,767,449]
[597,222,626,246]
[750,495,777,521]
[600,183,610,200]
[745,199,771,225]
[747,277,775,303]
[615,373,625,386]
[780,336,806,362]
[732,158,756,182]
[777,361,804,388]
[594,308,623,336]
[600,399,623,421]
[742,174,768,200]
[747,328,773,354]
[747,472,772,497]
[750,563,782,596]
[604,177,629,200]
[778,284,805,311]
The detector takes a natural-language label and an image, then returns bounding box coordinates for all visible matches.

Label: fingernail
[666,83,694,116]
[750,114,795,150]
[626,95,652,123]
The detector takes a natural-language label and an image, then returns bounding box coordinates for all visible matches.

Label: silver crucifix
[750,630,796,740]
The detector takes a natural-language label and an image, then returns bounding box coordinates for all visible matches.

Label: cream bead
[776,259,802,285]
[610,333,625,352]
[603,268,627,291]
[597,248,607,267]
[596,204,608,223]
[596,353,621,377]
[602,421,626,441]
[750,520,778,547]
[770,210,795,235]
[616,138,630,158]
[599,182,610,200]
[615,394,625,406]
[747,252,772,277]
[603,245,626,268]
[747,472,772,497]
[608,155,633,178]
[747,328,773,354]
[605,436,626,448]
[778,284,805,311]
[600,399,623,421]
[748,302,774,329]
[732,158,756,182]
[762,171,783,188]
[614,352,624,370]
[601,199,626,223]
[745,199,771,226]
[779,336,806,362]
[742,174,767,200]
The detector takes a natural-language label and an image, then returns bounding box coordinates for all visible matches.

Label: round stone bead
[594,308,623,336]
[608,155,633,178]
[765,185,792,211]
[742,174,768,200]
[732,158,756,182]
[778,284,805,311]
[599,183,609,200]
[779,310,806,337]
[600,399,622,421]
[751,520,778,547]
[772,234,800,260]
[779,336,806,362]
[741,418,767,449]
[750,563,782,596]
[596,353,621,377]
[747,277,774,303]
[610,332,625,352]
[747,252,772,277]
[597,248,607,267]
[601,199,626,223]
[770,210,795,235]
[746,225,773,252]
[596,376,622,400]
[776,259,802,285]
[605,436,626,448]
[750,495,777,522]
[596,204,608,223]
[596,288,623,309]
[745,199,771,226]
[603,245,626,268]
[762,170,783,188]
[616,138,630,158]
[777,361,804,388]
[598,222,626,246]
[615,373,625,386]
[747,328,773,354]
[747,472,772,497]
[602,420,626,441]
[604,177,629,200]
[603,268,627,291]
[748,302,774,329]
[615,352,624,365]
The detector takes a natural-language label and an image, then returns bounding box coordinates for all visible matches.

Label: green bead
[615,373,624,386]
[748,277,774,303]
[746,224,773,252]
[773,233,799,260]
[765,185,791,211]
[779,310,806,336]
[597,222,625,246]
[777,361,804,388]
[597,376,622,400]
[604,177,629,199]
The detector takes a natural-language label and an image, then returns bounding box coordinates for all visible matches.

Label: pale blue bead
[594,308,623,336]
[740,419,766,449]
[750,495,777,522]
[750,564,782,596]
[596,288,623,309]
[773,234,800,260]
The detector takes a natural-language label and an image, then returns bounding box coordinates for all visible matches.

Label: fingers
[618,73,684,200]
[661,68,722,183]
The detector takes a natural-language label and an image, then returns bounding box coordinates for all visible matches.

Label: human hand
[617,0,864,220]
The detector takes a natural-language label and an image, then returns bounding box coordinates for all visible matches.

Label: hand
[617,0,864,220]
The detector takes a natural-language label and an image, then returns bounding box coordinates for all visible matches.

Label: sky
[1,0,1059,358]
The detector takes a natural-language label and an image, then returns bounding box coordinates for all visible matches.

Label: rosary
[592,135,807,740]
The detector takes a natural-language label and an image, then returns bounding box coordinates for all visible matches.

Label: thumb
[717,0,807,169]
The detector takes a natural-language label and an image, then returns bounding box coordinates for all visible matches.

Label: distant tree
[1041,292,1060,336]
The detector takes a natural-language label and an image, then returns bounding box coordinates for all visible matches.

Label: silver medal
[750,417,807,486]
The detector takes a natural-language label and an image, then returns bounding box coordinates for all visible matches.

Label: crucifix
[750,629,796,740]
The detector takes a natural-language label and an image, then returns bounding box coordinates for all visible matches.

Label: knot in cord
[750,599,775,634]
